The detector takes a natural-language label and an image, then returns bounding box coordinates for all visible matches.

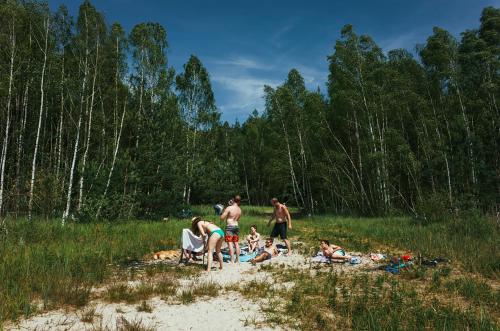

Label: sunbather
[246,225,261,253]
[250,238,278,265]
[320,240,351,262]
[191,217,224,272]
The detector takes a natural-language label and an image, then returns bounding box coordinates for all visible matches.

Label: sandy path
[5,245,376,331]
[5,294,270,331]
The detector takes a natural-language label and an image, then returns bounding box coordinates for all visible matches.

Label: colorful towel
[221,251,258,262]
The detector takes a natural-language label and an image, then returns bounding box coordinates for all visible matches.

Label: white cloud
[290,64,326,87]
[379,31,420,53]
[211,56,273,70]
[208,52,326,121]
[270,20,298,47]
[213,75,280,117]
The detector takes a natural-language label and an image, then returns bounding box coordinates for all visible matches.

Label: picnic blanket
[221,250,258,262]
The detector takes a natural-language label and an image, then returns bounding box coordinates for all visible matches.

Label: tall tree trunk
[322,106,370,212]
[14,25,32,217]
[28,17,50,221]
[280,115,303,208]
[15,80,30,216]
[0,21,15,220]
[427,87,453,207]
[242,153,251,204]
[56,49,65,180]
[96,99,126,218]
[295,119,310,210]
[1,26,18,221]
[77,34,99,212]
[63,14,90,224]
[454,81,477,187]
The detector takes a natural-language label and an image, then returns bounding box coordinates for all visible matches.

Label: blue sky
[49,0,499,123]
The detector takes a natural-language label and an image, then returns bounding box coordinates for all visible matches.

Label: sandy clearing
[5,294,273,331]
[5,244,378,331]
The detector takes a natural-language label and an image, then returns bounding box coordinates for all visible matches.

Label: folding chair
[179,228,205,264]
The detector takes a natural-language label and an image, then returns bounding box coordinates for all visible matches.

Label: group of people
[191,196,292,271]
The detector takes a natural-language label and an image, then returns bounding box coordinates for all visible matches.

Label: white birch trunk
[428,88,453,206]
[295,120,309,210]
[455,83,477,187]
[277,110,303,208]
[28,17,50,221]
[242,154,251,205]
[77,35,99,212]
[0,21,15,220]
[56,50,65,180]
[96,99,126,218]
[450,60,476,187]
[322,106,370,211]
[15,80,30,216]
[63,14,90,225]
[355,41,384,210]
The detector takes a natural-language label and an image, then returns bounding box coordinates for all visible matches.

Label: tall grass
[0,205,498,326]
[0,218,188,323]
[293,213,499,277]
[257,267,499,331]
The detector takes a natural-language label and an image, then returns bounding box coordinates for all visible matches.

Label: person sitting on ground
[250,238,278,265]
[191,217,224,272]
[320,239,351,262]
[246,225,261,253]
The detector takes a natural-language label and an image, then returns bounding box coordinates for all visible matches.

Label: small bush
[178,290,194,304]
[414,193,450,225]
[136,301,152,313]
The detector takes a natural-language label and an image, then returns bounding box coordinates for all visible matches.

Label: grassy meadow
[0,206,499,329]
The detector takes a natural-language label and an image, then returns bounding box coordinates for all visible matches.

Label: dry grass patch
[136,300,153,313]
[80,306,98,323]
[116,316,155,331]
[104,275,179,304]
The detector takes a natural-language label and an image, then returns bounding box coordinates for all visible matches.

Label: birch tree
[63,3,91,224]
[27,15,50,221]
[176,55,217,204]
[0,16,16,219]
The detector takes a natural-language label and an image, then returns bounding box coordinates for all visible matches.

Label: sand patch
[6,242,381,331]
[5,294,273,331]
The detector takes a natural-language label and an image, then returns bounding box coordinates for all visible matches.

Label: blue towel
[222,251,258,262]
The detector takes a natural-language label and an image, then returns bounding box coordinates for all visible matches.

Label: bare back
[221,204,241,227]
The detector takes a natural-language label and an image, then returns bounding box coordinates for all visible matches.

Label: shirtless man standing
[267,198,292,256]
[220,195,242,263]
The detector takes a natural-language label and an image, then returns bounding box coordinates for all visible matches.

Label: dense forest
[0,1,498,221]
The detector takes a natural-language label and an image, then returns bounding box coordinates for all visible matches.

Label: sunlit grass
[0,205,498,327]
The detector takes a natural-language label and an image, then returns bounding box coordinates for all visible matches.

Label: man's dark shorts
[270,222,287,240]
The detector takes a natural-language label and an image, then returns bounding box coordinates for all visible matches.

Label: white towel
[181,229,204,252]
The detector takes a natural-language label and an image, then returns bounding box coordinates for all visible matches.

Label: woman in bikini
[320,239,351,262]
[191,217,224,272]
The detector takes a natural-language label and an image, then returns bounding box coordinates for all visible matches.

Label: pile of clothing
[372,253,450,274]
[312,251,362,265]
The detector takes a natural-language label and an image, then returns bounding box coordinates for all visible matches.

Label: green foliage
[266,268,499,331]
[0,1,497,219]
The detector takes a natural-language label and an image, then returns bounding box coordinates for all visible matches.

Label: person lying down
[320,239,352,262]
[250,238,278,265]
